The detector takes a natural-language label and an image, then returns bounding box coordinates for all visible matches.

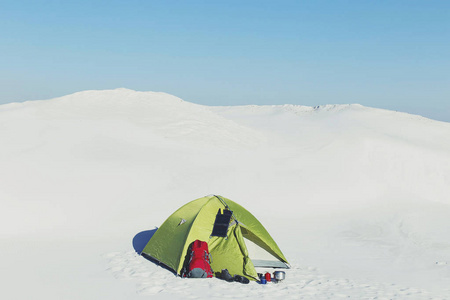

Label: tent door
[243,237,288,268]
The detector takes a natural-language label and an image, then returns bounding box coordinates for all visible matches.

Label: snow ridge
[1,89,450,300]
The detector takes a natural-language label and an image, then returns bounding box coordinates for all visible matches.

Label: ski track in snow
[105,250,448,300]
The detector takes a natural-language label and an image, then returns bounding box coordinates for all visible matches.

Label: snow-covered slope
[1,89,449,299]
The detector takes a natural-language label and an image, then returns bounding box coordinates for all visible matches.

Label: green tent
[141,195,289,280]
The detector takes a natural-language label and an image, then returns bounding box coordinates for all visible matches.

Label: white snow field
[1,88,450,299]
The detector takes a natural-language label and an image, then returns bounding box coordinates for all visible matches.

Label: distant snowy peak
[2,89,448,151]
[0,88,184,110]
[0,88,200,117]
[43,88,186,107]
[66,88,180,101]
[0,89,436,124]
[210,103,366,116]
[280,103,366,115]
[312,103,364,111]
[0,88,265,149]
[211,102,444,124]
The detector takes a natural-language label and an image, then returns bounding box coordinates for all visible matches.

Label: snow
[1,88,449,299]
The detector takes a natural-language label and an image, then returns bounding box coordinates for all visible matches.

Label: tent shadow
[132,228,178,276]
[132,228,158,254]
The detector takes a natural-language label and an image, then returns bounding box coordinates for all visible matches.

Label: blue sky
[1,0,449,121]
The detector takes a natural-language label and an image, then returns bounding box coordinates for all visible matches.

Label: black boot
[234,275,250,284]
[220,269,234,282]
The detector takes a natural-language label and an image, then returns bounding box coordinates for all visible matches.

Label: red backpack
[182,240,214,278]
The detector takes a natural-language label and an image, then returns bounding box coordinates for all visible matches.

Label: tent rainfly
[141,195,289,280]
